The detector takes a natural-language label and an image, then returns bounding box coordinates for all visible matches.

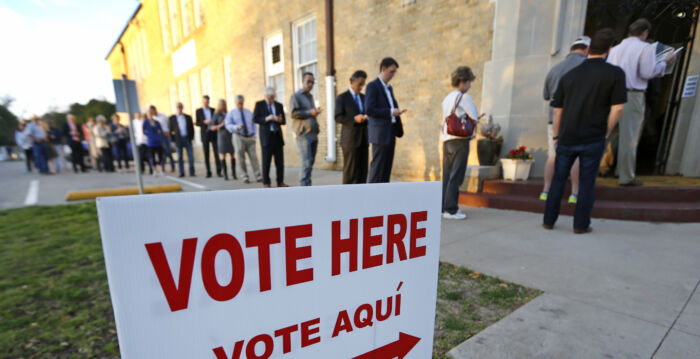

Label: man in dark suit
[169,102,196,177]
[195,95,221,177]
[335,70,369,184]
[366,57,405,183]
[63,114,86,172]
[253,87,288,188]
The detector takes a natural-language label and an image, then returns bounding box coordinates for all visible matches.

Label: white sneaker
[443,211,467,220]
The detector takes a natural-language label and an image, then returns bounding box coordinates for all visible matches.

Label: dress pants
[24,148,34,172]
[202,131,221,176]
[176,138,195,176]
[442,139,470,214]
[32,142,49,173]
[261,131,285,186]
[68,140,85,172]
[233,133,261,181]
[369,142,395,183]
[544,140,606,231]
[617,91,645,184]
[342,142,369,184]
[161,135,175,171]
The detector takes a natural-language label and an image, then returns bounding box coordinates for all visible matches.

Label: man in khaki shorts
[541,36,590,203]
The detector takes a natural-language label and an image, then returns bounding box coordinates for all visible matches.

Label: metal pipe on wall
[323,0,337,162]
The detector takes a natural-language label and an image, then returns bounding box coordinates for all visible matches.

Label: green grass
[0,202,119,358]
[0,203,540,359]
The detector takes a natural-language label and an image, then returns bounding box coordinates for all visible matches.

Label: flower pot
[500,158,534,181]
[477,139,502,166]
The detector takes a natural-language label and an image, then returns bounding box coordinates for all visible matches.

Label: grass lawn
[0,203,540,359]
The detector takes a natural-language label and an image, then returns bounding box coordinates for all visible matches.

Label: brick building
[107,0,700,181]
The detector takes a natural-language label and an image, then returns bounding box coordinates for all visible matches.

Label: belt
[238,133,254,138]
[627,89,645,93]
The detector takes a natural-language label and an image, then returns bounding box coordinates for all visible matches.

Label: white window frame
[264,32,285,102]
[179,0,193,38]
[168,0,181,47]
[193,0,204,28]
[292,15,318,98]
[157,0,171,53]
[200,67,212,98]
[223,56,234,106]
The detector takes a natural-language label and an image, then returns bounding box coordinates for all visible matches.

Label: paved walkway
[0,160,342,209]
[443,207,700,359]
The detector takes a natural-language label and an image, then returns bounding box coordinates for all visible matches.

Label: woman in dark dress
[211,99,236,180]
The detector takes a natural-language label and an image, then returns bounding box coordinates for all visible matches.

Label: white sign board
[682,75,698,98]
[96,182,442,358]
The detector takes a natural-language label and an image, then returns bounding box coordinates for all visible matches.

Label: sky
[0,0,140,118]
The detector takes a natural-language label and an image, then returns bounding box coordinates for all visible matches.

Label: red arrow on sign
[352,332,421,359]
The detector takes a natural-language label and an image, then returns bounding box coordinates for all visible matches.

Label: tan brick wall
[107,0,495,181]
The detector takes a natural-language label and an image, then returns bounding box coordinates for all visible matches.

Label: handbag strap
[451,92,464,115]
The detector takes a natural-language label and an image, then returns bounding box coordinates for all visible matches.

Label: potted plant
[500,146,534,181]
[477,115,502,166]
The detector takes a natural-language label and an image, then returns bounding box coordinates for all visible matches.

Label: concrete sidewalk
[442,207,700,359]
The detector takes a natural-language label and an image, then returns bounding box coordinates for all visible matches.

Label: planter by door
[500,158,534,181]
[477,139,502,166]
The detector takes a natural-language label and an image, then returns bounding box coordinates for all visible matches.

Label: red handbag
[445,92,477,138]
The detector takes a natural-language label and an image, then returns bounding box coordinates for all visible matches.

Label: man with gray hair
[290,72,321,186]
[225,95,262,184]
[254,87,288,188]
[607,18,675,186]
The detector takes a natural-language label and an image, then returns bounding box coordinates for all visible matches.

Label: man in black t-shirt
[543,28,627,234]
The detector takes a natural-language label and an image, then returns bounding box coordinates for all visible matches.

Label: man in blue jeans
[168,102,196,177]
[26,116,50,174]
[290,72,321,186]
[544,28,627,234]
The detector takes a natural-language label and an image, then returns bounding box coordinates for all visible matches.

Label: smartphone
[674,47,684,55]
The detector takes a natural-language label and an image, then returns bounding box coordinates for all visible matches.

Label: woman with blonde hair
[93,115,114,172]
[210,99,236,180]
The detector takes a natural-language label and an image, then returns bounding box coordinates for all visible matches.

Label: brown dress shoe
[264,184,271,188]
[278,183,289,187]
[574,227,593,234]
[543,224,553,230]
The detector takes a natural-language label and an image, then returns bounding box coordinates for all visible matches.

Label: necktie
[354,94,363,114]
[239,109,248,136]
[268,103,277,132]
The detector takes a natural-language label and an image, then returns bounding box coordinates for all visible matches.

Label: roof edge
[105,3,143,60]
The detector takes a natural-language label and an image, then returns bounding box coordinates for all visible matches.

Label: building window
[200,67,212,98]
[180,0,193,38]
[157,0,171,53]
[292,16,318,99]
[139,30,151,76]
[272,45,281,64]
[189,72,201,113]
[168,0,181,47]
[169,85,178,113]
[264,33,285,103]
[193,0,204,28]
[223,56,234,106]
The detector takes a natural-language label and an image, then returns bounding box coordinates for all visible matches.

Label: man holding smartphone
[366,57,405,183]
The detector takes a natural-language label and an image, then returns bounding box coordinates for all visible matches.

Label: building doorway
[584,0,699,175]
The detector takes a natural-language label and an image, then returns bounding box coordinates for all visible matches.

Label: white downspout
[324,75,337,162]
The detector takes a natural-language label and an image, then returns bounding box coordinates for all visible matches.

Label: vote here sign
[96,182,442,358]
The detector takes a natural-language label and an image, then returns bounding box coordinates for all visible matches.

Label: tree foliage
[0,105,19,147]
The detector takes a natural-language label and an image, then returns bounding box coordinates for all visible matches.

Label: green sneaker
[539,192,548,201]
[568,194,578,204]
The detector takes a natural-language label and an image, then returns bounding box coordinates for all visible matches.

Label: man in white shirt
[132,112,151,174]
[168,102,195,177]
[225,95,262,184]
[606,18,675,186]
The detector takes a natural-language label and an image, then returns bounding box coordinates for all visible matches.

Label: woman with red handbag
[441,66,482,220]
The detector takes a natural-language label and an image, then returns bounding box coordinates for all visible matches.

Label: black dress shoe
[620,179,643,187]
[178,174,185,178]
[574,227,593,234]
[206,173,212,178]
